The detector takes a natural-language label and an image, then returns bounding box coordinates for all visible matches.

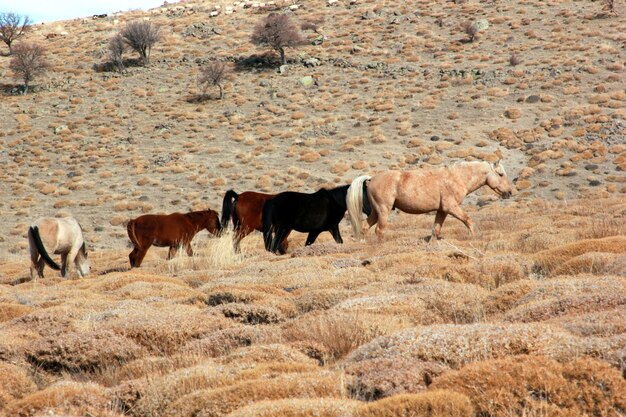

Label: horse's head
[77,243,90,277]
[486,160,513,199]
[201,210,222,236]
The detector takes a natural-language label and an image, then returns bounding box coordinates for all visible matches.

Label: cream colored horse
[346,160,513,242]
[28,217,90,279]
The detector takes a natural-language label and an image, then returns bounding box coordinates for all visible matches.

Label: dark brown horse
[127,210,221,268]
[221,190,290,253]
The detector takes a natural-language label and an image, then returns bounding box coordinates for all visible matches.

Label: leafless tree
[251,13,304,65]
[0,12,32,54]
[198,61,228,99]
[108,33,126,71]
[9,42,49,93]
[120,21,160,66]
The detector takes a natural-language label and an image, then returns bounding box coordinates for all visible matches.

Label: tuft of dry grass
[0,362,37,409]
[226,398,360,417]
[357,390,474,417]
[432,355,626,417]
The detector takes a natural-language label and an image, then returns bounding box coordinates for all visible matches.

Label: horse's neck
[454,162,489,194]
[186,213,206,232]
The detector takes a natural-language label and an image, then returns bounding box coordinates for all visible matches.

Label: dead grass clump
[345,357,449,401]
[26,330,145,372]
[357,390,474,417]
[293,288,353,313]
[552,306,626,337]
[552,251,621,275]
[283,312,388,363]
[0,302,33,322]
[432,355,626,417]
[110,354,206,384]
[578,217,626,239]
[479,258,527,288]
[0,362,37,408]
[227,398,360,417]
[214,303,285,324]
[181,325,281,357]
[218,343,318,366]
[503,276,626,322]
[348,323,582,369]
[5,381,115,417]
[533,236,626,276]
[483,280,535,316]
[109,280,205,304]
[165,372,343,417]
[102,304,230,355]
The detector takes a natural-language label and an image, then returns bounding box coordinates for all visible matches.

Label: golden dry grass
[1,0,626,415]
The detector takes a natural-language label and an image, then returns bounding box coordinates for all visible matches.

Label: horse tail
[127,219,138,246]
[346,175,371,241]
[221,189,239,229]
[262,200,275,252]
[29,226,61,270]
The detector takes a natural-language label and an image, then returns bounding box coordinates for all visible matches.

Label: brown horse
[221,190,290,253]
[127,209,221,268]
[346,160,513,242]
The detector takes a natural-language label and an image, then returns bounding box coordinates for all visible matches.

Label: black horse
[262,184,354,254]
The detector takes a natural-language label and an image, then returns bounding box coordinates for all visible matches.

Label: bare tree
[251,13,304,65]
[198,61,228,99]
[9,42,49,94]
[0,12,32,54]
[108,33,126,71]
[120,21,160,66]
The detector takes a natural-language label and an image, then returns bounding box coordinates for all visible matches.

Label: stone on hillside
[300,76,316,87]
[303,58,321,67]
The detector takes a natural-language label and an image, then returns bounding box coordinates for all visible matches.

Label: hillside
[0,0,625,416]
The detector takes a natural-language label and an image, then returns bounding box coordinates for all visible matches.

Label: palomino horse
[28,217,90,279]
[262,184,352,254]
[221,190,290,253]
[346,160,513,242]
[127,209,221,268]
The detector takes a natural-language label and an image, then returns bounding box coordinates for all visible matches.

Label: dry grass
[1,0,625,414]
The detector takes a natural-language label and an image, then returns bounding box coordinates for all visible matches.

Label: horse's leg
[330,225,343,244]
[278,230,291,254]
[431,210,448,242]
[305,231,321,246]
[129,246,139,268]
[167,245,178,260]
[37,258,46,278]
[447,204,475,236]
[60,253,69,278]
[185,242,193,257]
[134,245,150,267]
[374,206,390,242]
[272,228,289,254]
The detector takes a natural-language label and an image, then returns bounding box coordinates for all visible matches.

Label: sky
[0,0,180,24]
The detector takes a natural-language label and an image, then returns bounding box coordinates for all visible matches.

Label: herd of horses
[27,160,513,279]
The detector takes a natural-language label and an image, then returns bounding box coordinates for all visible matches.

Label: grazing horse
[346,160,513,242]
[221,190,290,253]
[262,184,353,254]
[127,209,221,268]
[28,217,90,279]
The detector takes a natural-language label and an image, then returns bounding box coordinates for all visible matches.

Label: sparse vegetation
[108,34,126,72]
[198,61,228,99]
[0,12,31,54]
[251,13,305,65]
[120,20,161,66]
[9,42,49,93]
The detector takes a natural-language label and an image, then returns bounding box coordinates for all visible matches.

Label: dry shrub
[102,304,230,355]
[345,357,449,401]
[218,343,317,366]
[348,323,584,369]
[483,279,534,316]
[109,280,205,304]
[0,302,33,322]
[26,330,145,372]
[552,251,620,275]
[5,381,115,417]
[181,325,280,357]
[293,288,353,313]
[85,272,188,292]
[503,276,626,323]
[283,312,388,363]
[432,355,626,417]
[0,362,37,408]
[578,217,625,239]
[479,258,526,288]
[165,371,342,417]
[533,236,626,276]
[110,354,206,384]
[357,390,474,417]
[213,303,285,324]
[227,398,360,417]
[553,306,626,337]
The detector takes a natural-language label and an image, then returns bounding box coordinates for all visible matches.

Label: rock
[53,125,68,134]
[473,19,489,32]
[584,164,599,171]
[430,136,440,142]
[525,95,540,103]
[299,76,316,87]
[362,10,377,20]
[278,65,288,74]
[303,58,321,67]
